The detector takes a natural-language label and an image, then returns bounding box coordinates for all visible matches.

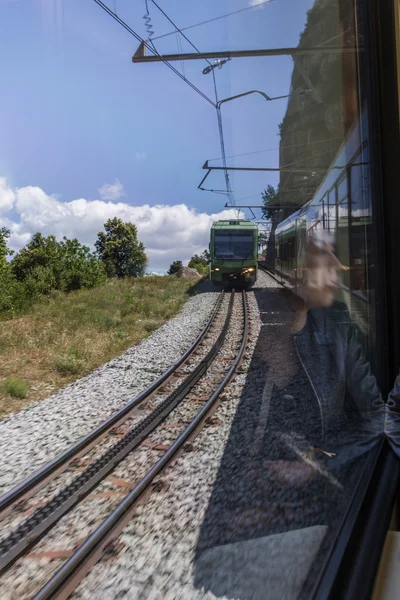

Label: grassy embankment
[0,276,198,418]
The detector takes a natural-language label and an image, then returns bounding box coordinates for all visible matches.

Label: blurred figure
[262,228,384,486]
[300,229,341,308]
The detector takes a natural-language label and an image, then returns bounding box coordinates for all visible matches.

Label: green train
[209,220,259,288]
[275,109,370,300]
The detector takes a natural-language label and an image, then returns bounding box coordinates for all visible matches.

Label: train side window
[338,175,348,202]
[327,190,337,233]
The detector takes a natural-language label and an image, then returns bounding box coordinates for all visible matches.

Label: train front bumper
[210,267,256,283]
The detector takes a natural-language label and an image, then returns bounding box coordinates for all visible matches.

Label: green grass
[0,275,199,417]
[1,377,29,399]
[54,347,89,375]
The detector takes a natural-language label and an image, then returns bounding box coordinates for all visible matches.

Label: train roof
[211,220,258,230]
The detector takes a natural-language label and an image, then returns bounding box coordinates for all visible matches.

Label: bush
[188,250,210,276]
[103,314,122,330]
[0,232,107,319]
[168,260,183,275]
[54,348,88,375]
[1,377,28,399]
[142,319,159,333]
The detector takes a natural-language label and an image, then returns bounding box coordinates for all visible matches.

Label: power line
[147,0,234,205]
[212,69,235,206]
[150,0,212,66]
[152,0,275,41]
[93,0,216,108]
[207,137,344,162]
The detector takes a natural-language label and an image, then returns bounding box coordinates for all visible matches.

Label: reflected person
[193,229,385,600]
[262,228,385,486]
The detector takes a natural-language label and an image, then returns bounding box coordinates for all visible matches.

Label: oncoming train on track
[209,220,258,289]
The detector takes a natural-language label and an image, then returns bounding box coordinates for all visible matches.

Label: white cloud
[0,177,16,213]
[98,179,125,202]
[135,151,147,161]
[249,0,271,8]
[0,178,242,273]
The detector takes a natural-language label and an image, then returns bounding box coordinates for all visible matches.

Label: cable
[93,0,216,108]
[176,33,186,79]
[212,69,235,206]
[150,0,212,66]
[148,0,234,205]
[152,0,275,41]
[207,137,344,162]
[143,0,155,41]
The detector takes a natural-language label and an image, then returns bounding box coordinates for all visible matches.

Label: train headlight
[215,267,220,271]
[247,268,254,272]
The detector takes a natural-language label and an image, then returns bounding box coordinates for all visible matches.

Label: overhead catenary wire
[177,33,186,78]
[207,137,344,162]
[148,0,234,205]
[93,0,217,108]
[152,0,274,41]
[143,0,155,43]
[212,69,235,206]
[150,0,212,67]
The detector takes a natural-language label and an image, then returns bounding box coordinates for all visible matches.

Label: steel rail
[33,291,249,600]
[258,261,369,306]
[0,293,224,520]
[0,292,236,575]
[258,261,285,286]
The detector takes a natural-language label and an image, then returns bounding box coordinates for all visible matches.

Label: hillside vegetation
[0,276,198,417]
[262,0,359,261]
[0,218,200,417]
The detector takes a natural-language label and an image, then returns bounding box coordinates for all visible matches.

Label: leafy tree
[188,251,209,275]
[12,233,59,281]
[261,185,281,223]
[202,249,211,262]
[168,260,183,275]
[95,218,147,278]
[1,230,106,318]
[7,231,105,308]
[261,185,302,263]
[0,227,14,270]
[11,233,106,293]
[57,237,106,291]
[0,228,20,317]
[261,185,282,264]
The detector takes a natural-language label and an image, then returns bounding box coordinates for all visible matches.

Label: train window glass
[196,0,388,597]
[349,157,370,297]
[338,175,348,202]
[0,1,390,600]
[337,198,351,290]
[214,230,254,260]
[327,190,337,233]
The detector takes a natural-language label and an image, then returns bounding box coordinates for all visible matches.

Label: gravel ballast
[2,271,335,600]
[0,291,218,498]
[70,283,267,600]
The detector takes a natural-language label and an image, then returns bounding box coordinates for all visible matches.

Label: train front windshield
[214,231,254,260]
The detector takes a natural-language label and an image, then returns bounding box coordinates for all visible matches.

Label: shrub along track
[0,289,248,600]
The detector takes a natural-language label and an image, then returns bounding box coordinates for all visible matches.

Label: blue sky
[0,0,315,271]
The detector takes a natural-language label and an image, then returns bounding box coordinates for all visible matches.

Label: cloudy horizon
[0,177,242,273]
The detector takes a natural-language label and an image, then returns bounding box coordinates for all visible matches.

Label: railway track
[0,289,248,599]
[258,261,285,286]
